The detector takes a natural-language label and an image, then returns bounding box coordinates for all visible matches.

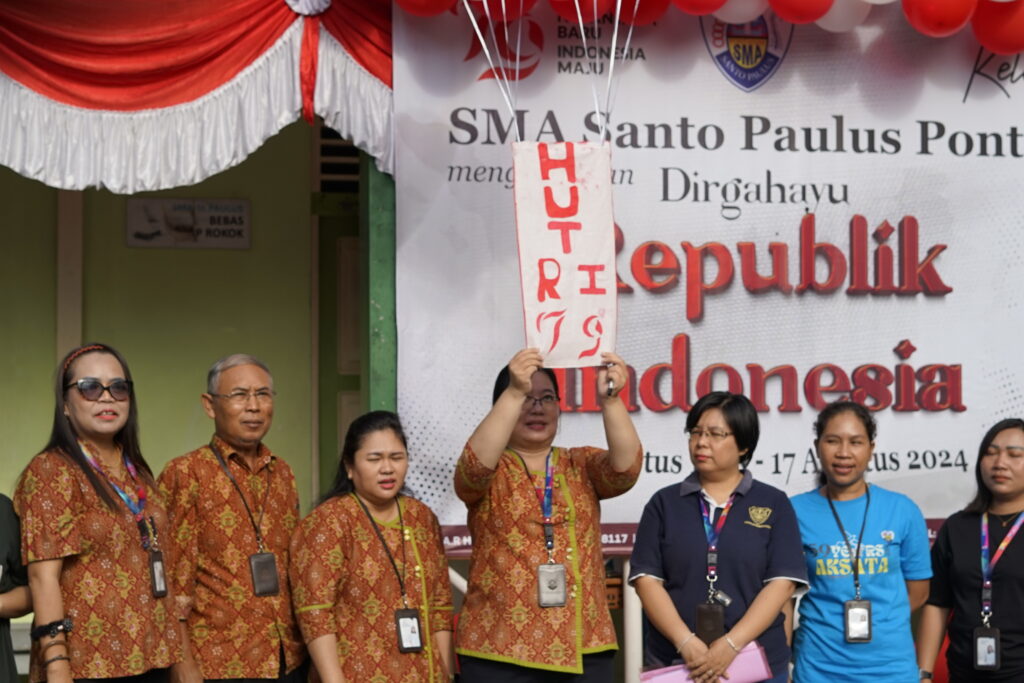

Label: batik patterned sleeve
[157,457,200,620]
[425,508,454,633]
[290,504,344,643]
[14,452,82,563]
[454,443,500,505]
[580,445,644,500]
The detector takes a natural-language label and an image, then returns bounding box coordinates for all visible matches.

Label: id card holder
[249,552,280,596]
[695,602,725,644]
[395,608,424,653]
[974,626,1001,671]
[149,550,168,598]
[537,563,567,607]
[844,599,872,642]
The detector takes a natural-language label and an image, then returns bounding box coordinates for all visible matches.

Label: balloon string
[571,0,606,141]
[604,0,638,121]
[463,0,521,141]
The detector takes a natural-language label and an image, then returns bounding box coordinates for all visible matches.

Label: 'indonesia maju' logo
[699,14,792,92]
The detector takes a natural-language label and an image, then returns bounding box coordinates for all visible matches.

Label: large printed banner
[393,6,1024,553]
[514,141,617,367]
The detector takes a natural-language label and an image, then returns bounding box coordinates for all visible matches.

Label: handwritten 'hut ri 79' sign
[513,141,617,368]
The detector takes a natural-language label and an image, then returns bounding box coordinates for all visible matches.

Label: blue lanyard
[517,450,555,555]
[80,444,154,550]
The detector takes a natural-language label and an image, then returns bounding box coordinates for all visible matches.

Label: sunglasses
[65,378,133,401]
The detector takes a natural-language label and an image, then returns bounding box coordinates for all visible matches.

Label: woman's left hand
[688,636,740,682]
[597,352,628,400]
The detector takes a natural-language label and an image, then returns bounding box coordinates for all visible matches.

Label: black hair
[321,410,409,503]
[965,418,1024,514]
[813,400,877,487]
[40,343,153,509]
[492,365,560,405]
[686,391,759,468]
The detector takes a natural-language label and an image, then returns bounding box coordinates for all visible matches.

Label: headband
[63,345,106,373]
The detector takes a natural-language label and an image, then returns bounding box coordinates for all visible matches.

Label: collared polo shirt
[629,470,807,675]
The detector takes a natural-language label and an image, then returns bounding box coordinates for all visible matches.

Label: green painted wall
[0,168,58,494]
[0,122,316,508]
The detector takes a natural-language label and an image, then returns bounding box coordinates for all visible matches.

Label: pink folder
[639,641,773,683]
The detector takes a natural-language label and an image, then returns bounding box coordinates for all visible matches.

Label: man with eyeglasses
[158,354,307,683]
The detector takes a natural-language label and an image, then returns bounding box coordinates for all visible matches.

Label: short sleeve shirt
[454,443,642,673]
[14,450,180,682]
[158,437,304,679]
[928,510,1024,681]
[791,485,932,682]
[290,494,454,683]
[0,493,28,681]
[628,470,807,676]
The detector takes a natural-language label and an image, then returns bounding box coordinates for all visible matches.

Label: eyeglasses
[687,427,733,442]
[209,388,276,405]
[66,378,132,401]
[523,394,559,410]
[985,445,1024,457]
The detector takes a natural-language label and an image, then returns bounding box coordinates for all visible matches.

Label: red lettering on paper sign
[515,141,617,367]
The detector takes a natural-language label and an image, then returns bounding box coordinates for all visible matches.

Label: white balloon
[816,0,871,30]
[862,0,895,6]
[713,0,769,23]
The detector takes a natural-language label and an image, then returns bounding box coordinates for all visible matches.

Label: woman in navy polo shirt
[630,391,807,683]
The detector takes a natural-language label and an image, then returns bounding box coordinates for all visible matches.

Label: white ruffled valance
[316,26,394,175]
[0,17,395,193]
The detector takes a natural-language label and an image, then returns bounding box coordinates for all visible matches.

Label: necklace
[994,511,1023,527]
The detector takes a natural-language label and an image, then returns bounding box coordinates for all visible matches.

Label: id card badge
[844,599,872,642]
[537,563,567,607]
[695,602,725,644]
[974,626,1001,671]
[249,552,280,596]
[395,608,424,653]
[149,550,168,598]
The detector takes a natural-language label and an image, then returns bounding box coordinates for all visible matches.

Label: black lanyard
[210,442,271,553]
[353,493,410,607]
[826,485,871,600]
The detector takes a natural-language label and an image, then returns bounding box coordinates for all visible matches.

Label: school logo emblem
[745,506,773,528]
[881,530,895,543]
[699,14,793,92]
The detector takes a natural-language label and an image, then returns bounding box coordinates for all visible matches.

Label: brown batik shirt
[158,436,304,678]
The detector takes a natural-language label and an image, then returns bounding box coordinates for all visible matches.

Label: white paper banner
[514,141,617,367]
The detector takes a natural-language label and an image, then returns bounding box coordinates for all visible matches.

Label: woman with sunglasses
[917,418,1024,682]
[790,401,930,682]
[290,410,454,682]
[630,391,806,683]
[14,343,179,683]
[454,348,642,681]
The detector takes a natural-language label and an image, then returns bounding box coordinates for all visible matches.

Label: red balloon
[768,0,834,23]
[902,0,977,38]
[671,0,729,16]
[618,0,672,24]
[550,0,614,22]
[397,0,457,17]
[469,0,540,21]
[972,0,1024,55]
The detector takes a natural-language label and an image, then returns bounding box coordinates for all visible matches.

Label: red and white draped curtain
[0,0,393,193]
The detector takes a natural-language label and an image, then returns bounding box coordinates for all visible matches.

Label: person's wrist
[724,635,741,653]
[676,632,696,653]
[919,670,933,680]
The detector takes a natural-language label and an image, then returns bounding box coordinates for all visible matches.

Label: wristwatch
[31,618,73,641]
[919,670,933,680]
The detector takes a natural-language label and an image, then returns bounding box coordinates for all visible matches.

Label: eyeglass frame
[65,378,133,401]
[522,394,559,410]
[208,388,277,404]
[687,427,734,441]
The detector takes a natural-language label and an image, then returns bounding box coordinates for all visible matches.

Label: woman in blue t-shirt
[790,401,932,682]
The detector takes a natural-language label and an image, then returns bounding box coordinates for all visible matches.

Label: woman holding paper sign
[917,418,1024,682]
[629,391,806,683]
[454,348,642,681]
[790,400,931,682]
